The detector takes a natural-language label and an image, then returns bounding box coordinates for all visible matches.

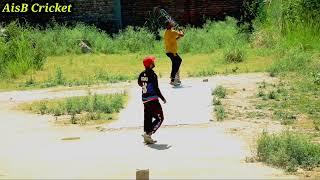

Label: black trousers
[144,100,164,135]
[166,53,182,81]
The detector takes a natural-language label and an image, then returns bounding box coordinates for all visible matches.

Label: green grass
[256,72,320,130]
[224,47,246,63]
[257,131,320,172]
[246,111,266,119]
[212,85,227,99]
[212,86,227,121]
[273,110,297,125]
[0,18,250,79]
[214,105,226,121]
[212,97,222,105]
[0,15,277,90]
[0,51,274,91]
[19,93,127,125]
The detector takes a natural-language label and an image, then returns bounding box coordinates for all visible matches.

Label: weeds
[25,76,35,87]
[257,90,265,98]
[269,49,312,75]
[246,111,265,119]
[224,47,246,63]
[258,80,267,89]
[212,86,227,99]
[267,90,277,100]
[312,72,320,85]
[314,119,320,131]
[212,97,222,105]
[215,105,226,121]
[54,67,65,85]
[273,111,297,125]
[0,17,250,80]
[39,101,48,115]
[212,86,227,121]
[257,131,320,172]
[187,69,217,77]
[0,21,46,78]
[20,93,127,125]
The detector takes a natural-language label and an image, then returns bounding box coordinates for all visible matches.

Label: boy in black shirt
[138,56,166,144]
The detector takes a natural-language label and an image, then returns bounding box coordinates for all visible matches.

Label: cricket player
[138,56,166,144]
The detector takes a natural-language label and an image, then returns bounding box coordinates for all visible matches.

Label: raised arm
[173,29,184,40]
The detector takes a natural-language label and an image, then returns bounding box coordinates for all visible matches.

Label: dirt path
[0,73,297,179]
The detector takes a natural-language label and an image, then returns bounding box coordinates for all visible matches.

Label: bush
[22,93,127,124]
[267,90,277,100]
[0,21,46,78]
[212,85,227,98]
[257,131,320,171]
[212,97,222,105]
[257,90,265,97]
[113,26,157,53]
[215,105,226,121]
[269,49,312,75]
[180,18,248,54]
[54,67,65,85]
[224,47,246,63]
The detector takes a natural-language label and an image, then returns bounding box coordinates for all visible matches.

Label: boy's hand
[162,98,167,104]
[179,30,184,36]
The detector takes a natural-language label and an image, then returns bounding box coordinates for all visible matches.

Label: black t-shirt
[138,68,165,103]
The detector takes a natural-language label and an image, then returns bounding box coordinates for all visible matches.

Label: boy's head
[143,56,156,69]
[165,20,174,30]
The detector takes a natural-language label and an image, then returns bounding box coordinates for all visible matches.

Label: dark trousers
[144,100,164,135]
[166,53,182,81]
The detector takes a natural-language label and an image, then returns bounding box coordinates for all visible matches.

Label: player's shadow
[147,144,172,150]
[172,85,192,89]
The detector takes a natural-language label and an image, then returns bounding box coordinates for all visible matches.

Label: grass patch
[256,72,320,130]
[214,105,226,121]
[267,90,278,100]
[257,90,265,98]
[0,52,275,91]
[212,85,227,99]
[314,119,320,131]
[246,111,266,119]
[257,131,320,172]
[19,93,127,125]
[224,47,246,63]
[273,110,297,125]
[212,97,222,105]
[268,49,312,76]
[0,18,249,79]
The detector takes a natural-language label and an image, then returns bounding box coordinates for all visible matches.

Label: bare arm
[175,30,184,39]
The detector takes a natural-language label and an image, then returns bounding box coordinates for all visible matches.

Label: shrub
[224,47,245,63]
[212,85,227,98]
[257,131,320,171]
[215,105,226,121]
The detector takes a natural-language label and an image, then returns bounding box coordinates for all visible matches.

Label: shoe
[170,80,181,86]
[142,133,157,144]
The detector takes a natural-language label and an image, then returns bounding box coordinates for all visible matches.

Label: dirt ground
[0,73,301,179]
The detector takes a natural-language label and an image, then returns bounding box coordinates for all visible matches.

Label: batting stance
[164,21,184,86]
[138,56,166,144]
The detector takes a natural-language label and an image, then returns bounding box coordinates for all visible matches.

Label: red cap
[143,56,156,68]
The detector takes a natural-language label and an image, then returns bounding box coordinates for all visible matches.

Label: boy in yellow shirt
[164,21,184,86]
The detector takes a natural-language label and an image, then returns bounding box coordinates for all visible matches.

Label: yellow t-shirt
[164,29,180,54]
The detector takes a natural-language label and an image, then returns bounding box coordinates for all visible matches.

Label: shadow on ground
[147,144,172,150]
